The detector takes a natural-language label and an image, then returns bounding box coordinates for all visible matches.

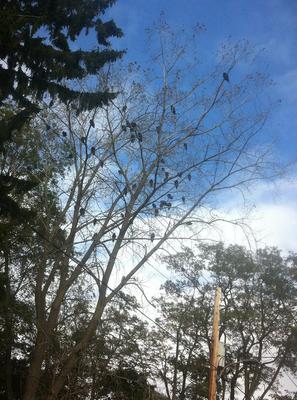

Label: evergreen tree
[0,0,124,218]
[0,0,124,113]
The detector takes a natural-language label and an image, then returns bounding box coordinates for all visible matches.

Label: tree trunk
[230,375,237,400]
[4,250,13,400]
[46,297,106,399]
[244,368,250,400]
[23,330,47,400]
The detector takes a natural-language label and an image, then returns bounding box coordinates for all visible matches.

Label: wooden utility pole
[208,287,221,400]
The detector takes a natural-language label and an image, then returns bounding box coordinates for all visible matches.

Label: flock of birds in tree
[47,72,230,245]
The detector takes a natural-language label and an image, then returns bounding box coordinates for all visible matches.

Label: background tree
[148,248,211,400]
[151,244,297,400]
[1,24,274,400]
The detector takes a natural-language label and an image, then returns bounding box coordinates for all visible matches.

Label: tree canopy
[151,244,297,400]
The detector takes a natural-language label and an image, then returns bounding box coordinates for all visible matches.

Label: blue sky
[75,0,297,250]
[100,0,296,164]
[74,0,297,164]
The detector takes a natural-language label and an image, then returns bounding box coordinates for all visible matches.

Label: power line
[266,348,297,389]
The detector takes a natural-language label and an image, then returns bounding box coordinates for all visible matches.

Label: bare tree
[21,24,274,400]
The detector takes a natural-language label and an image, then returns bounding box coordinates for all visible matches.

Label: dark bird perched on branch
[183,143,188,150]
[156,125,161,134]
[91,146,96,155]
[149,179,154,188]
[130,133,136,143]
[90,119,95,128]
[122,105,127,112]
[121,124,127,132]
[167,194,173,199]
[93,218,98,225]
[223,72,230,82]
[99,160,104,167]
[174,180,179,189]
[160,200,172,209]
[81,136,86,144]
[150,233,155,242]
[187,173,192,181]
[137,132,143,142]
[170,105,176,115]
[152,203,157,208]
[165,171,170,180]
[62,131,67,137]
[130,121,137,131]
[182,196,186,204]
[154,208,159,217]
[112,233,116,242]
[79,208,85,216]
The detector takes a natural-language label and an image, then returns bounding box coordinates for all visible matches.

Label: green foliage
[0,0,124,110]
[153,244,297,400]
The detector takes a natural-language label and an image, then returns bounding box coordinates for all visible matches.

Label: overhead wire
[265,348,297,389]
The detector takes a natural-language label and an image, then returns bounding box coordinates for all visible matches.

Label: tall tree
[1,24,274,400]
